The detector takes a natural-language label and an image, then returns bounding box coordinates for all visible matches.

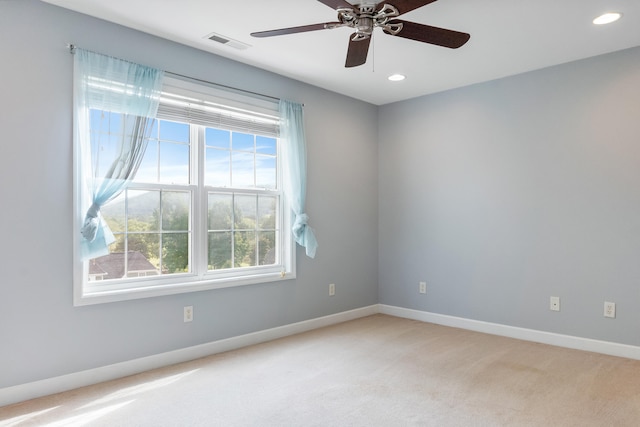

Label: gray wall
[379,46,640,346]
[0,0,379,388]
[3,0,640,393]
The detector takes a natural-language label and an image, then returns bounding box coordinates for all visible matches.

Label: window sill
[73,270,296,306]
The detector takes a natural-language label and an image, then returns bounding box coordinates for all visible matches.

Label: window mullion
[124,188,129,277]
[158,190,164,276]
[193,125,207,278]
[231,194,236,268]
[277,138,286,271]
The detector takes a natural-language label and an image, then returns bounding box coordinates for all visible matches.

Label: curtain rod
[67,44,285,104]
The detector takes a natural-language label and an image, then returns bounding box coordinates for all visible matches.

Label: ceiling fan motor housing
[338,2,402,40]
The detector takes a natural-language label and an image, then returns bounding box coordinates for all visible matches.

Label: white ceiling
[43,0,640,105]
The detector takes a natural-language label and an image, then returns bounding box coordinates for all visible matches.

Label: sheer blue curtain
[74,49,164,260]
[279,100,318,258]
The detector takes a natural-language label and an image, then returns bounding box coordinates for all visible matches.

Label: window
[75,77,294,305]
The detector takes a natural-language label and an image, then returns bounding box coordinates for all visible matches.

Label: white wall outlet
[329,283,335,296]
[604,301,616,318]
[184,306,193,322]
[550,296,560,311]
[419,281,427,294]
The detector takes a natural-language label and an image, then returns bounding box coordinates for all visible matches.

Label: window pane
[231,152,254,187]
[205,148,230,187]
[208,193,232,230]
[88,111,128,180]
[107,112,122,134]
[232,132,254,151]
[234,231,256,267]
[162,233,190,274]
[159,142,189,184]
[135,140,159,183]
[127,190,160,231]
[258,231,277,266]
[88,235,126,282]
[102,193,126,233]
[149,118,159,137]
[256,136,276,155]
[126,246,161,278]
[208,231,232,270]
[111,232,126,255]
[90,132,121,178]
[258,196,277,230]
[127,232,160,266]
[162,191,190,231]
[89,110,122,133]
[107,234,129,259]
[123,115,154,139]
[256,154,276,189]
[234,195,257,229]
[90,109,104,132]
[160,120,189,143]
[88,247,162,282]
[206,128,230,149]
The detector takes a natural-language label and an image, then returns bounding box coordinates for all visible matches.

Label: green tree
[109,218,159,264]
[155,192,189,273]
[207,197,258,269]
[162,234,188,273]
[208,198,233,269]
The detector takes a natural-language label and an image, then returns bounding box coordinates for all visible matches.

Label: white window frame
[73,76,295,306]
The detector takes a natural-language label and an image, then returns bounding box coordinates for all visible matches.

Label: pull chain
[372,32,376,73]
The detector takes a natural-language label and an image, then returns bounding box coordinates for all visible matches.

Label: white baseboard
[0,305,378,408]
[379,304,640,361]
[5,304,639,408]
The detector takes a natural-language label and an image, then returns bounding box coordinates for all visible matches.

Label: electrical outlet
[184,306,193,322]
[604,301,616,318]
[550,296,560,312]
[419,282,427,294]
[329,283,335,296]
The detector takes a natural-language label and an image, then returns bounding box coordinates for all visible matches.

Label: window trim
[73,77,295,306]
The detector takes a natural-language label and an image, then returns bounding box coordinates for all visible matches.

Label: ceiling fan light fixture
[388,74,406,82]
[593,12,622,25]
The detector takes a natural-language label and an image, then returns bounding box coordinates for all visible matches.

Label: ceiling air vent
[204,32,250,50]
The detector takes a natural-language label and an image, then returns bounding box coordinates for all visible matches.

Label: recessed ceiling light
[388,74,406,82]
[593,12,622,25]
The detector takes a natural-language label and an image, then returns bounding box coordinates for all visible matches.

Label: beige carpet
[2,314,640,426]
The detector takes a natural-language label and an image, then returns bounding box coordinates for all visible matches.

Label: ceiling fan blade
[385,20,470,48]
[345,33,371,68]
[317,0,355,10]
[251,22,340,38]
[390,0,439,15]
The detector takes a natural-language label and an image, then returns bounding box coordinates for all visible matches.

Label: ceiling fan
[250,0,470,68]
